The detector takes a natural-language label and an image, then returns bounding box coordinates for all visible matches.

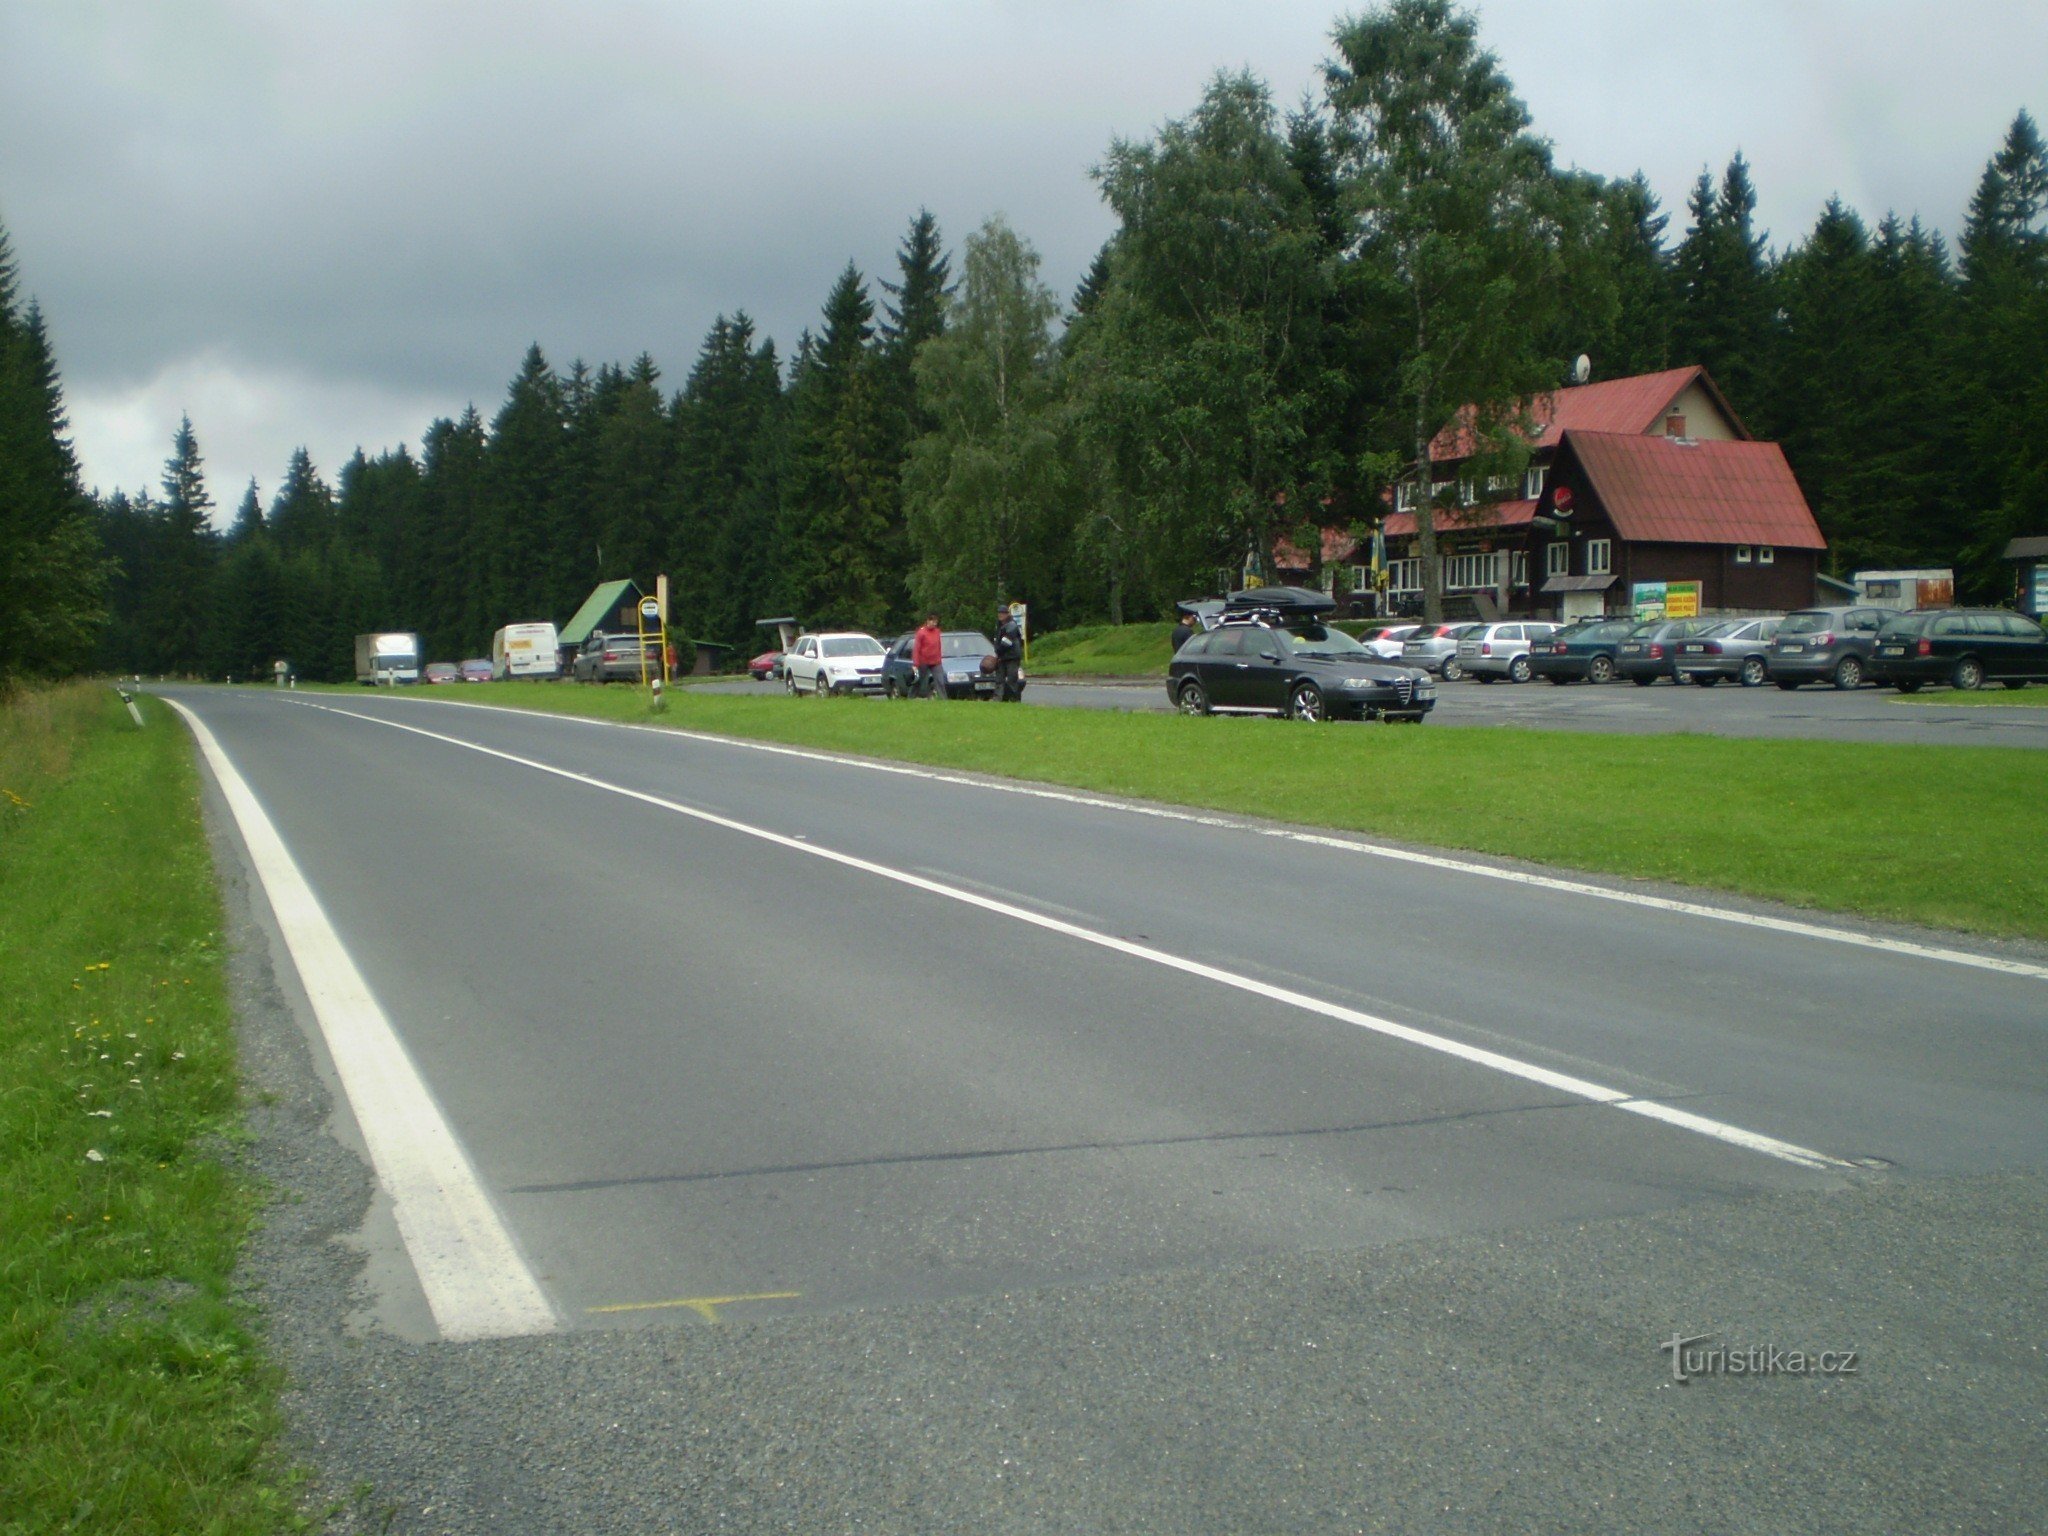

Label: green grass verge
[307,678,2048,941]
[1023,622,1177,676]
[1891,688,2048,707]
[0,683,306,1534]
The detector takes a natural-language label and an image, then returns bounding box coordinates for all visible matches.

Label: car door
[1198,627,1252,707]
[787,637,816,687]
[2006,612,2048,678]
[1238,627,1297,711]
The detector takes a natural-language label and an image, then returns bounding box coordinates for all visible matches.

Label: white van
[492,622,561,679]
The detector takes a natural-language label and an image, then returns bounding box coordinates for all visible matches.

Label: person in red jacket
[911,614,944,697]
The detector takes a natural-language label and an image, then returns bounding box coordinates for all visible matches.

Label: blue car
[880,631,998,698]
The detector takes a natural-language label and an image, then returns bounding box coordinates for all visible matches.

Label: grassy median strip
[0,684,305,1533]
[1891,689,2048,707]
[318,680,2048,942]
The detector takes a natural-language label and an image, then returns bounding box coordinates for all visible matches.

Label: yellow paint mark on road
[587,1290,800,1324]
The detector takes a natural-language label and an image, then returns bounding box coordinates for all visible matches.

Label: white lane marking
[375,692,2048,985]
[293,698,1855,1173]
[166,699,557,1341]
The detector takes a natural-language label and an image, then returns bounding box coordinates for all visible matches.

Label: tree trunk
[1413,399,1444,625]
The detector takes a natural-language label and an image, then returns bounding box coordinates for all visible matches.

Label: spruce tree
[484,345,570,625]
[145,415,219,674]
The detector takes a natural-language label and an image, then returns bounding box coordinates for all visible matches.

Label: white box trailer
[492,622,561,679]
[354,631,421,684]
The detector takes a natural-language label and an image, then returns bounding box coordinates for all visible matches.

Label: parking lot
[695,673,2048,748]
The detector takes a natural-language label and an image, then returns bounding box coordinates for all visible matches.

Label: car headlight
[1341,676,1383,689]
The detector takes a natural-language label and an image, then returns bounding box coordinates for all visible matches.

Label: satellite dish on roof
[1572,354,1592,385]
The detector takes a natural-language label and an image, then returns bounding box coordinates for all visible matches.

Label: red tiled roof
[1562,432,1825,550]
[1383,499,1537,538]
[1429,366,1740,462]
[1273,527,1362,567]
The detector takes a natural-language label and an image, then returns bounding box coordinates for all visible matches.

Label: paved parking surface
[697,675,2048,747]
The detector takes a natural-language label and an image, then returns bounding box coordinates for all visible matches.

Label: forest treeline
[4,1,2043,683]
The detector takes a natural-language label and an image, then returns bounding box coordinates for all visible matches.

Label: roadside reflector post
[114,686,145,727]
[649,673,666,713]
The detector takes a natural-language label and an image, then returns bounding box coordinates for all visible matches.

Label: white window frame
[1587,539,1612,576]
[1523,464,1548,500]
[1511,550,1528,587]
[1387,557,1422,593]
[1546,542,1570,577]
[1456,477,1476,507]
[1352,564,1370,591]
[1758,545,1775,565]
[1734,545,1753,564]
[1394,482,1418,512]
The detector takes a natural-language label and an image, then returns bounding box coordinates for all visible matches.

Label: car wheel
[1440,657,1463,681]
[815,672,831,697]
[1588,654,1616,683]
[1739,656,1767,687]
[1833,655,1864,690]
[785,671,798,695]
[1895,680,1923,694]
[884,677,900,699]
[1950,656,1984,691]
[1177,680,1211,715]
[1508,654,1532,683]
[1288,682,1327,722]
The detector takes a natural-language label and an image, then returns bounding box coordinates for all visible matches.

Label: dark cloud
[2,1,2038,505]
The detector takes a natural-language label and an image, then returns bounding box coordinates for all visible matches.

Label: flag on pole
[1370,521,1388,592]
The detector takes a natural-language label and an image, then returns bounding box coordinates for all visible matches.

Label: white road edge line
[296,698,1855,1174]
[166,699,557,1342]
[387,693,2048,985]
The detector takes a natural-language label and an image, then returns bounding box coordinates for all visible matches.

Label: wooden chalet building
[1276,364,1828,620]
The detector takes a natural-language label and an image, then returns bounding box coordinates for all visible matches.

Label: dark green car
[1873,609,2048,692]
[1529,618,1639,683]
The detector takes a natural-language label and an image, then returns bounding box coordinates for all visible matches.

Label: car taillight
[1649,643,1664,658]
[1916,638,1932,656]
[1815,632,1834,646]
[604,650,620,661]
[1553,642,1567,654]
[1480,642,1493,655]
[1702,642,1723,654]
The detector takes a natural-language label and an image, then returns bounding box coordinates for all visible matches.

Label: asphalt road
[163,686,2047,1534]
[695,674,2048,747]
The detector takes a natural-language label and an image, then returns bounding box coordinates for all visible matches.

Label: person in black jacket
[992,604,1025,702]
[1170,613,1199,651]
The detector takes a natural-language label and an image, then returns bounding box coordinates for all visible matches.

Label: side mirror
[1260,649,1281,663]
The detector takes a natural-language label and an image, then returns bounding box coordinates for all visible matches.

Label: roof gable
[1559,431,1825,550]
[1430,366,1748,462]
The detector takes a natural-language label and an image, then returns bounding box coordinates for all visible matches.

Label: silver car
[1673,616,1784,687]
[1456,621,1560,683]
[1400,622,1481,680]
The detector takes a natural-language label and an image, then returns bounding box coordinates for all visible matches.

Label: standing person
[992,603,1025,702]
[911,613,944,698]
[1171,612,1199,651]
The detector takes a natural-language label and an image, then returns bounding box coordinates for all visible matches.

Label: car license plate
[1880,646,1905,656]
[1780,643,1805,652]
[1680,644,1703,654]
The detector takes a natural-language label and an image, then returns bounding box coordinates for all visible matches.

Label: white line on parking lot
[166,699,558,1341]
[383,693,2048,985]
[292,698,1859,1173]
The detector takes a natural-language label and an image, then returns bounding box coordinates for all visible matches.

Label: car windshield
[943,634,994,657]
[822,637,883,658]
[1781,612,1834,635]
[1281,624,1370,660]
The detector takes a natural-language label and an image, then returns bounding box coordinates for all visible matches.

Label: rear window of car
[822,637,883,657]
[2003,613,2045,638]
[1781,611,1834,635]
[1879,613,1930,636]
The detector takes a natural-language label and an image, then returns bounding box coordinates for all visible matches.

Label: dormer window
[1395,482,1418,512]
[1523,464,1547,500]
[1664,414,1686,436]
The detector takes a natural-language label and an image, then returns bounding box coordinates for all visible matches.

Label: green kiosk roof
[559,579,643,647]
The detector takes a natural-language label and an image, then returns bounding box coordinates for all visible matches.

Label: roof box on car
[1222,586,1337,616]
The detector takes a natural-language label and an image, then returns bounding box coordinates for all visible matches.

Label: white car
[782,632,887,696]
[1359,624,1421,660]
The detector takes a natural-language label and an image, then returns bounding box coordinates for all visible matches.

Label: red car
[748,649,783,682]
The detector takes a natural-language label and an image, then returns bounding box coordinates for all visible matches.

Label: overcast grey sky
[2,1,2041,515]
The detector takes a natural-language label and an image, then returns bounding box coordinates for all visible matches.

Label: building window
[1758,545,1775,565]
[1664,414,1687,437]
[1442,551,1509,590]
[1523,464,1547,500]
[1352,564,1370,592]
[1546,542,1570,577]
[1735,545,1753,564]
[1395,482,1418,512]
[1485,470,1514,495]
[1511,550,1528,587]
[1387,558,1422,593]
[1587,539,1611,575]
[1456,477,1476,507]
